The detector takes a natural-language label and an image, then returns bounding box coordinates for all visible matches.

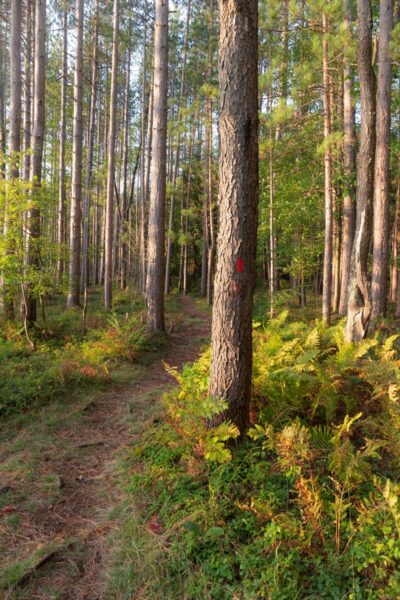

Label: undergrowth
[0,288,166,417]
[111,312,400,599]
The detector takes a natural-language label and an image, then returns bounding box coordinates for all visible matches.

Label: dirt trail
[0,296,210,600]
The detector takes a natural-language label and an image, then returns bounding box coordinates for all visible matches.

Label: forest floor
[0,295,211,600]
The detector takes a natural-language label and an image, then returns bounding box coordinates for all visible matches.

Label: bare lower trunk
[371,0,393,318]
[346,0,376,341]
[104,0,119,310]
[209,0,259,435]
[145,0,168,332]
[67,0,84,308]
[81,0,99,294]
[164,0,191,294]
[322,14,333,326]
[26,0,46,324]
[339,3,356,316]
[57,5,67,284]
[4,0,22,318]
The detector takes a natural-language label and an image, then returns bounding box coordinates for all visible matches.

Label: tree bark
[208,0,259,435]
[371,0,393,318]
[57,3,68,284]
[322,13,333,326]
[346,0,376,341]
[67,0,84,308]
[3,0,22,318]
[81,0,99,294]
[145,0,168,332]
[339,2,356,316]
[25,0,46,324]
[104,0,119,309]
[164,0,191,294]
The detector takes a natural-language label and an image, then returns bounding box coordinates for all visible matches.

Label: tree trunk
[145,0,168,332]
[81,0,99,294]
[164,0,191,294]
[206,1,215,306]
[3,0,22,318]
[57,3,67,284]
[104,0,119,309]
[371,0,393,318]
[9,0,22,180]
[67,0,84,308]
[338,2,356,316]
[25,0,46,324]
[346,0,376,341]
[322,13,333,326]
[120,43,131,291]
[208,0,259,435]
[140,3,148,294]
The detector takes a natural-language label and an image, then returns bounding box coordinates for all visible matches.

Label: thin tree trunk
[140,3,148,294]
[346,0,376,341]
[25,0,46,324]
[371,0,393,318]
[3,0,22,318]
[104,0,119,309]
[322,13,333,326]
[120,42,131,290]
[339,2,356,316]
[206,1,215,306]
[209,0,259,435]
[67,0,84,308]
[146,0,168,332]
[164,0,191,294]
[57,3,67,283]
[23,0,32,182]
[81,0,99,294]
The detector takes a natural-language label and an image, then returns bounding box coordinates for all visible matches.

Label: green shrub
[115,313,400,599]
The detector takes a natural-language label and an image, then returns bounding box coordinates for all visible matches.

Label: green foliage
[0,289,148,417]
[114,314,400,598]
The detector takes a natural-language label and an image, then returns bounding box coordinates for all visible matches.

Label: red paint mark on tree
[236,258,245,273]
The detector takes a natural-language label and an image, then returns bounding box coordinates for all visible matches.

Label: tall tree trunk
[139,3,148,294]
[322,13,333,326]
[209,0,259,435]
[57,3,67,284]
[67,0,84,308]
[206,1,215,305]
[104,0,119,309]
[371,0,393,318]
[164,0,191,294]
[25,0,46,324]
[81,0,99,294]
[3,0,22,318]
[346,0,376,341]
[120,43,131,291]
[339,2,356,316]
[145,0,168,332]
[9,0,22,181]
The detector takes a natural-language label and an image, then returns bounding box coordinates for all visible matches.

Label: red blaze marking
[236,258,245,273]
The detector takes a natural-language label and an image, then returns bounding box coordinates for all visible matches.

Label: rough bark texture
[371,0,393,318]
[208,0,259,435]
[339,3,356,316]
[26,0,46,324]
[164,0,191,295]
[57,4,67,283]
[67,0,84,308]
[206,1,215,306]
[9,0,22,180]
[145,0,168,332]
[23,0,32,182]
[81,0,99,293]
[346,0,376,342]
[322,14,333,326]
[104,0,119,310]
